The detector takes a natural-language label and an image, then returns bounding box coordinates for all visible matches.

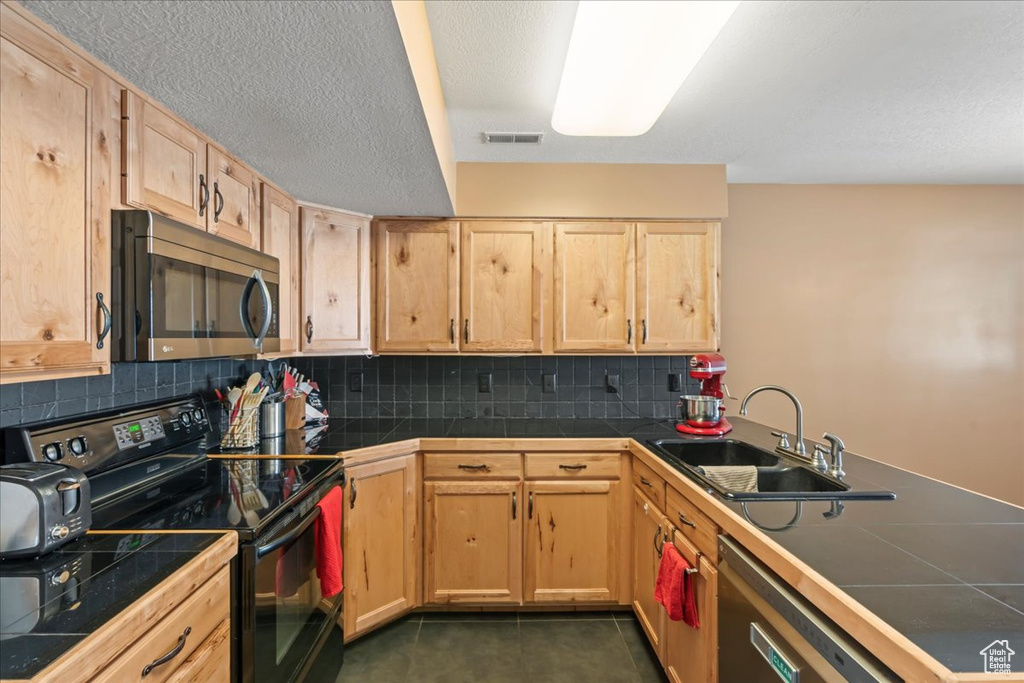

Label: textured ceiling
[23,0,453,215]
[426,0,1024,184]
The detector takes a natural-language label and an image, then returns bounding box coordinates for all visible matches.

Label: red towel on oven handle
[314,486,344,598]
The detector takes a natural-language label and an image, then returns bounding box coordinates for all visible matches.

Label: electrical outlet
[542,373,557,393]
[478,372,493,393]
[668,373,683,393]
[348,372,363,393]
[605,373,620,394]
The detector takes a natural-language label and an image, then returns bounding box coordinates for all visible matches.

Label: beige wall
[456,162,728,218]
[721,185,1024,505]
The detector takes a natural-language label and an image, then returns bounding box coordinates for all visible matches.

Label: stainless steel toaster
[0,463,91,559]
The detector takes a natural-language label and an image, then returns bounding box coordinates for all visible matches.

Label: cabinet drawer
[164,619,231,683]
[666,486,719,564]
[94,566,230,683]
[633,458,666,511]
[525,453,620,479]
[424,453,522,479]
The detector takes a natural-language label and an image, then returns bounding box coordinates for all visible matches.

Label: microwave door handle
[252,269,273,350]
[239,273,258,341]
[255,506,321,559]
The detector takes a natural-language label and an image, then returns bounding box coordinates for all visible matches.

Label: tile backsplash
[287,355,700,420]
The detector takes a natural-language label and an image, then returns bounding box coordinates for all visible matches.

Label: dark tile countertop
[309,414,1024,675]
[0,532,225,680]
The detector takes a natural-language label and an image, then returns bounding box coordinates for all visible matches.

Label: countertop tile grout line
[966,585,1024,619]
[856,525,974,586]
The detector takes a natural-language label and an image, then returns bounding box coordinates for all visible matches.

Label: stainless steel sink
[646,439,896,501]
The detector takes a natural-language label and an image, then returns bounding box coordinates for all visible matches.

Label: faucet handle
[770,431,790,450]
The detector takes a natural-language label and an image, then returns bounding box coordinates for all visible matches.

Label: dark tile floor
[317,612,668,683]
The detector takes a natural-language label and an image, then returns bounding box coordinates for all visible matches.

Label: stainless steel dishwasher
[718,536,901,682]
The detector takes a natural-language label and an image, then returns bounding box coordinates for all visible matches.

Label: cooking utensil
[678,395,724,427]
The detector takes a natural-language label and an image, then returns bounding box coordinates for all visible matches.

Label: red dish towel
[654,543,700,628]
[315,486,344,598]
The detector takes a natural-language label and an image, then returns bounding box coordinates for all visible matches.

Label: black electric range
[2,395,345,683]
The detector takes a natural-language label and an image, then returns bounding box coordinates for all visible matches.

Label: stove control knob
[192,408,204,423]
[49,525,69,540]
[42,442,63,461]
[68,437,88,456]
[180,412,192,426]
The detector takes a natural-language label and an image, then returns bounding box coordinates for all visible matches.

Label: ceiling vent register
[482,132,544,144]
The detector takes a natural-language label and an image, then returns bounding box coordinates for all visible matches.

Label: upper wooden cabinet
[553,222,636,352]
[300,206,372,354]
[461,221,548,352]
[207,144,260,249]
[0,4,115,382]
[637,222,720,352]
[375,220,459,352]
[122,91,207,229]
[261,184,298,354]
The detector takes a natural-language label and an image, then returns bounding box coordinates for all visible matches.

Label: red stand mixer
[676,353,733,436]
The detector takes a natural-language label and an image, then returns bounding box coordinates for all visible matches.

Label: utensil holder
[284,396,305,430]
[221,405,260,450]
[261,401,286,437]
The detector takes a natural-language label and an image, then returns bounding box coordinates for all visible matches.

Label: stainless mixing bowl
[678,395,723,427]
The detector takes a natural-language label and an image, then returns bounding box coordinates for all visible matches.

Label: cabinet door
[1,6,113,381]
[553,222,635,352]
[300,207,372,353]
[461,221,547,352]
[633,487,666,660]
[524,480,620,603]
[375,220,459,352]
[664,535,718,683]
[637,222,720,352]
[207,145,260,248]
[122,90,206,229]
[261,184,299,354]
[424,481,522,604]
[344,454,419,640]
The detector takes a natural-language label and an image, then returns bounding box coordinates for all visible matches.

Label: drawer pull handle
[141,626,191,677]
[559,464,587,471]
[639,476,653,487]
[512,490,517,520]
[350,479,357,509]
[677,513,696,528]
[457,464,489,471]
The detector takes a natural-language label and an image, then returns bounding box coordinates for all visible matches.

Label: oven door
[245,490,344,682]
[141,238,279,360]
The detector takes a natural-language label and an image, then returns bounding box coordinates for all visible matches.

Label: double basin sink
[645,439,896,502]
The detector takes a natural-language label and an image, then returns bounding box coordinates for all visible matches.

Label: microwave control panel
[114,416,166,450]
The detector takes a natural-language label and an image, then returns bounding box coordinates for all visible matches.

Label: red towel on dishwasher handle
[314,486,344,598]
[654,542,700,628]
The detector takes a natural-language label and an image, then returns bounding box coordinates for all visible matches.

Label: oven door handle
[256,507,321,559]
[239,269,273,350]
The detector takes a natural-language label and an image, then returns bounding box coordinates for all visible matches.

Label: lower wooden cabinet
[344,454,419,639]
[524,480,621,603]
[633,486,667,660]
[663,537,718,683]
[424,480,522,604]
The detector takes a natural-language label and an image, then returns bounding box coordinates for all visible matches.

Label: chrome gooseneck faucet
[739,385,818,464]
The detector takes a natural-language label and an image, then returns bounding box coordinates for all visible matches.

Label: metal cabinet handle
[141,626,191,677]
[213,181,224,223]
[464,318,469,344]
[528,491,533,519]
[653,526,664,558]
[677,512,696,528]
[449,319,455,344]
[639,476,653,487]
[642,319,648,344]
[458,464,489,471]
[349,479,357,509]
[198,174,209,216]
[512,491,517,520]
[96,292,111,349]
[305,315,313,344]
[627,319,632,344]
[559,464,587,471]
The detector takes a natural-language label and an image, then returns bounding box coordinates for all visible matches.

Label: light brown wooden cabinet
[633,486,667,660]
[261,183,299,354]
[300,205,372,354]
[424,480,522,604]
[636,222,720,353]
[0,3,115,383]
[344,453,419,640]
[663,532,718,683]
[375,220,460,352]
[553,222,636,352]
[461,221,548,352]
[206,144,260,249]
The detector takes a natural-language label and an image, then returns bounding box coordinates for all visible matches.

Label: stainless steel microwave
[112,210,280,361]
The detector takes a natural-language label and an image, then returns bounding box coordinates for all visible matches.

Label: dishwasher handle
[749,621,802,683]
